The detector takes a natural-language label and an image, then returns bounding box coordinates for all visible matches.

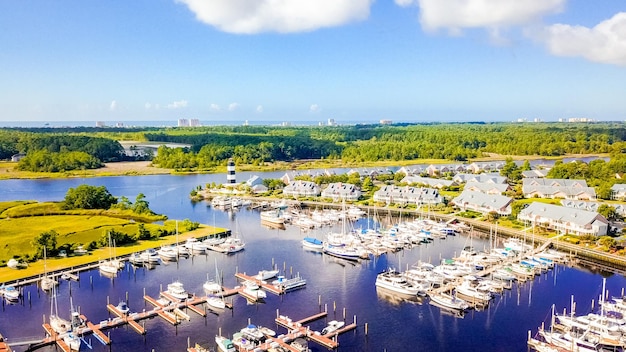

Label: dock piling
[365,322,368,335]
[343,307,346,320]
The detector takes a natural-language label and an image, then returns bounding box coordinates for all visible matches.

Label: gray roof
[523,178,588,188]
[464,181,510,194]
[453,173,508,184]
[451,190,513,210]
[401,176,456,188]
[522,169,549,178]
[519,202,607,227]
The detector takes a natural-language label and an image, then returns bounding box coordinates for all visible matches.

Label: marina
[1,173,626,351]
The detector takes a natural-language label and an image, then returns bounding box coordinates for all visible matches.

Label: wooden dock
[274,311,358,350]
[235,273,284,295]
[81,315,111,345]
[42,324,71,352]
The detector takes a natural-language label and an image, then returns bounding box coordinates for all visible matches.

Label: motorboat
[40,276,58,291]
[140,248,160,264]
[291,337,309,352]
[157,246,178,261]
[231,332,257,350]
[73,246,88,256]
[260,209,285,224]
[242,281,267,300]
[321,320,345,335]
[455,279,493,302]
[206,295,226,310]
[273,275,307,291]
[302,237,323,250]
[116,301,130,315]
[255,269,280,281]
[240,324,265,341]
[203,280,222,294]
[215,335,236,352]
[322,242,363,261]
[375,268,421,296]
[164,281,188,301]
[1,285,20,302]
[185,238,207,254]
[258,326,276,337]
[6,258,18,269]
[429,292,469,311]
[61,331,81,351]
[128,252,144,266]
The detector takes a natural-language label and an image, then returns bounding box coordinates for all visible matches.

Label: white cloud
[144,102,152,110]
[535,12,626,66]
[256,105,264,113]
[167,100,188,109]
[406,0,564,33]
[210,103,221,111]
[228,103,240,111]
[176,0,373,34]
[309,104,320,113]
[109,100,117,111]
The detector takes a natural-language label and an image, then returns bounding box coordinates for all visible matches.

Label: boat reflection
[429,300,466,319]
[376,287,424,306]
[261,220,286,230]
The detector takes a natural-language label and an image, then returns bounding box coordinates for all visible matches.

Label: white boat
[215,335,236,352]
[455,279,493,302]
[164,280,188,301]
[7,258,18,269]
[322,242,363,261]
[429,292,469,311]
[242,281,266,300]
[157,246,178,261]
[273,275,307,291]
[40,247,58,291]
[260,209,285,224]
[291,337,309,352]
[203,280,222,294]
[375,268,421,296]
[49,286,71,334]
[74,246,88,256]
[255,268,280,281]
[185,237,207,254]
[99,260,119,276]
[1,285,20,302]
[302,237,323,250]
[140,248,160,263]
[61,331,81,351]
[128,252,144,266]
[259,326,276,337]
[116,301,130,315]
[206,295,226,310]
[240,324,265,341]
[321,320,345,335]
[99,232,120,276]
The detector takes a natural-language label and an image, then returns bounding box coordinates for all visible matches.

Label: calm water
[1,173,624,352]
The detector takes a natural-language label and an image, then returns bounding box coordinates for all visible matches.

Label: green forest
[1,122,626,172]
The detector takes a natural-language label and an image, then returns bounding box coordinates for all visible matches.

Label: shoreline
[0,153,610,180]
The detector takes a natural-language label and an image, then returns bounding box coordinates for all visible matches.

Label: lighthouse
[227,158,236,184]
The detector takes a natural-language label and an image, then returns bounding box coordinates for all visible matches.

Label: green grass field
[0,201,228,282]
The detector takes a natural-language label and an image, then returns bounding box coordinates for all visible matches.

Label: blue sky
[1,0,625,124]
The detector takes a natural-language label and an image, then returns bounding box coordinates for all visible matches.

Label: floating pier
[274,310,358,350]
[235,273,284,295]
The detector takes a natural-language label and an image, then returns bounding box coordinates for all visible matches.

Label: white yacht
[140,248,160,264]
[164,281,188,301]
[321,320,345,335]
[375,268,420,296]
[157,246,178,261]
[260,209,285,224]
[255,268,280,281]
[215,335,236,352]
[429,292,469,311]
[242,281,266,300]
[185,238,207,254]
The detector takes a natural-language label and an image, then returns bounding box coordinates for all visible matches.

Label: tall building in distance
[227,158,236,184]
[177,118,200,127]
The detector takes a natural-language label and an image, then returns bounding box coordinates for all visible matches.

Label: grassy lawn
[0,201,228,282]
[0,225,224,282]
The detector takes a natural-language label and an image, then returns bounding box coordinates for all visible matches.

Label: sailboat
[40,247,58,291]
[99,231,119,276]
[49,285,71,334]
[203,259,222,294]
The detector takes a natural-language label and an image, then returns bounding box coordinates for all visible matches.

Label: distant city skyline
[1,1,625,123]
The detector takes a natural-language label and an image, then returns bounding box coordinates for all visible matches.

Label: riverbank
[0,224,228,284]
[0,153,609,180]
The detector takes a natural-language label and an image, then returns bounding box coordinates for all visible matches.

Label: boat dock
[41,324,71,352]
[273,310,357,350]
[235,273,284,295]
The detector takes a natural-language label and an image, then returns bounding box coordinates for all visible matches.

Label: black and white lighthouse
[226,158,236,184]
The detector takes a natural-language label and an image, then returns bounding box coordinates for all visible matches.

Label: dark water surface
[1,173,624,352]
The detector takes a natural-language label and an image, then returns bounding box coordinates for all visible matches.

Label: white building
[518,202,608,236]
[321,183,361,201]
[373,185,442,206]
[282,181,321,198]
[451,191,513,216]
